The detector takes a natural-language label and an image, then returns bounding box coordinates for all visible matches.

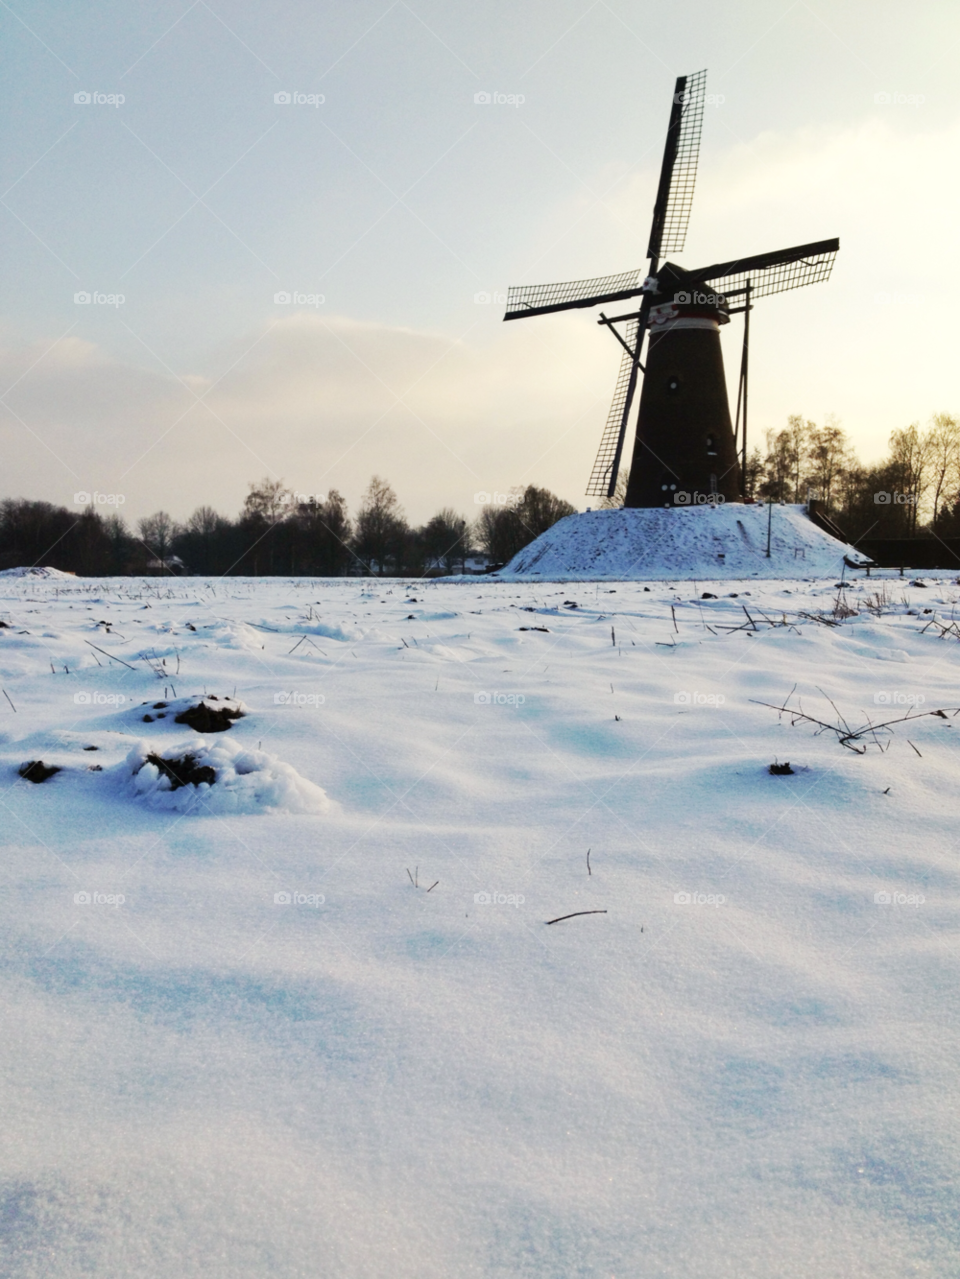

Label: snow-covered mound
[499,503,870,581]
[121,737,330,814]
[0,564,75,578]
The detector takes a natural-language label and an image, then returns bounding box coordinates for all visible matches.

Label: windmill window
[666,376,681,395]
[706,434,717,456]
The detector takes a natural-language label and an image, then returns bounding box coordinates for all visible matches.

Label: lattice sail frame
[656,68,706,257]
[585,318,640,499]
[694,240,839,300]
[504,268,641,320]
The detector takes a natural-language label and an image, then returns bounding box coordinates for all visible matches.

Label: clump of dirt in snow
[123,737,330,814]
[133,695,247,731]
[174,697,245,733]
[145,752,216,789]
[18,760,60,782]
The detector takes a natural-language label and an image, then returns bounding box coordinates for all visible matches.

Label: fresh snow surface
[498,503,871,580]
[0,565,76,579]
[1,572,960,1278]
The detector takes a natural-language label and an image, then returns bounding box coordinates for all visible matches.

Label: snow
[497,503,871,580]
[1,572,960,1277]
[123,736,332,814]
[0,565,76,579]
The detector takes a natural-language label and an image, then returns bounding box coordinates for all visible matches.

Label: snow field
[1,574,959,1277]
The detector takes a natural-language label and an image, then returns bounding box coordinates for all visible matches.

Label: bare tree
[243,477,291,523]
[353,476,407,574]
[421,508,471,573]
[806,416,853,506]
[474,485,576,564]
[138,511,176,564]
[925,412,960,527]
[888,423,930,533]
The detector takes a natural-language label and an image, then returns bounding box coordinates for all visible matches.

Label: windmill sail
[648,69,706,261]
[585,318,640,499]
[692,238,839,299]
[504,267,641,321]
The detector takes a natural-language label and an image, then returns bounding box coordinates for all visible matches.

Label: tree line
[3,411,956,575]
[744,412,960,540]
[0,477,576,576]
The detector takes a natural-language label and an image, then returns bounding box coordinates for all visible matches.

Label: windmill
[503,70,839,508]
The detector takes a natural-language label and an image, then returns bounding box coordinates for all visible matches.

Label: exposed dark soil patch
[145,752,216,789]
[174,700,244,733]
[769,762,795,775]
[18,760,60,783]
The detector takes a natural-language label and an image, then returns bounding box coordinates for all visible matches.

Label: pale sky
[1,0,958,524]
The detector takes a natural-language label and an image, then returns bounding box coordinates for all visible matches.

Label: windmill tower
[503,71,839,508]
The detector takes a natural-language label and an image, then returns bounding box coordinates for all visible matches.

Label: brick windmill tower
[503,71,839,508]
